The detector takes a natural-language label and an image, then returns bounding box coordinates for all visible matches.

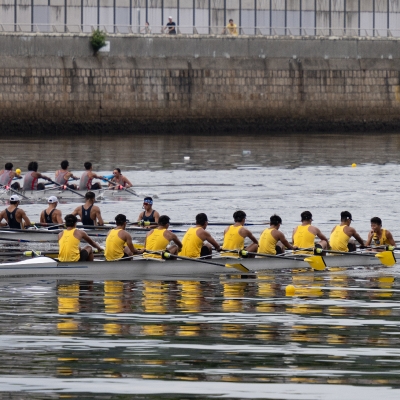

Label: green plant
[90,29,107,52]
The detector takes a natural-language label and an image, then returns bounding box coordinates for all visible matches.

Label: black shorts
[120,252,132,261]
[275,245,283,255]
[79,249,89,261]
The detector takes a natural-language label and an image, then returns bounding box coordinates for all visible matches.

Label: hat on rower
[169,16,173,19]
[10,195,20,202]
[143,197,153,205]
[341,211,353,221]
[48,196,58,203]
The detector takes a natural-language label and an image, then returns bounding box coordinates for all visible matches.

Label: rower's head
[9,194,20,205]
[61,160,69,170]
[196,213,208,228]
[341,211,353,225]
[233,210,246,224]
[158,215,170,228]
[115,213,127,227]
[84,162,92,171]
[65,214,78,228]
[270,214,282,227]
[301,211,313,224]
[143,197,153,210]
[85,191,96,203]
[113,168,122,178]
[370,216,382,232]
[47,196,58,207]
[4,162,13,171]
[28,161,38,172]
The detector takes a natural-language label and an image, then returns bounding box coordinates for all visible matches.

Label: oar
[0,237,52,243]
[0,184,29,200]
[102,177,139,197]
[47,179,85,198]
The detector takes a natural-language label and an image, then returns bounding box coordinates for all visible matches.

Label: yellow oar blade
[304,256,326,271]
[225,263,250,273]
[375,251,396,267]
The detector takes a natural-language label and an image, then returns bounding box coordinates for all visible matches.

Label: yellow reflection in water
[222,281,246,312]
[328,275,349,299]
[104,323,123,335]
[57,319,79,333]
[58,282,80,314]
[177,324,200,337]
[141,324,166,336]
[104,281,124,314]
[327,334,347,344]
[328,306,347,316]
[372,276,395,299]
[221,323,242,339]
[142,281,169,314]
[255,324,274,340]
[256,275,275,313]
[177,280,202,313]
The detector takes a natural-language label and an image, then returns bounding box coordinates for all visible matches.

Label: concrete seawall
[1,33,400,134]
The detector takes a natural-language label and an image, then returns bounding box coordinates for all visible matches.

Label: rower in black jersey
[0,195,31,229]
[72,191,104,226]
[40,196,63,225]
[137,197,160,228]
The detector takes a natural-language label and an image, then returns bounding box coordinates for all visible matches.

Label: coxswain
[40,196,63,225]
[143,215,183,259]
[58,214,103,262]
[0,195,31,229]
[0,163,20,190]
[105,214,143,261]
[292,211,329,253]
[72,191,104,226]
[258,214,297,255]
[137,197,160,228]
[221,210,258,257]
[108,168,133,189]
[23,161,51,190]
[55,160,79,190]
[78,162,103,191]
[179,213,221,258]
[365,217,396,251]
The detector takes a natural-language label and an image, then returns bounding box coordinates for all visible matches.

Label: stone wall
[1,33,400,133]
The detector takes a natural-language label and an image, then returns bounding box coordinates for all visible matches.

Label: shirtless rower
[365,217,396,251]
[137,197,160,228]
[258,214,297,255]
[330,211,365,252]
[143,215,183,259]
[0,163,20,190]
[72,191,104,226]
[78,162,103,191]
[0,195,31,229]
[23,161,51,191]
[108,168,133,189]
[292,211,329,254]
[221,210,258,257]
[55,160,79,190]
[179,213,221,258]
[58,214,103,262]
[105,214,143,261]
[40,196,63,225]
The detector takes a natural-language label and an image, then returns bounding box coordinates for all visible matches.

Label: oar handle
[48,179,85,198]
[103,177,138,197]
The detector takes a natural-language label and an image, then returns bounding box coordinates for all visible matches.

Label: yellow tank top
[293,225,316,254]
[222,225,245,257]
[144,228,170,259]
[105,229,126,261]
[330,225,350,252]
[179,227,204,258]
[58,228,80,262]
[371,229,389,246]
[258,227,278,255]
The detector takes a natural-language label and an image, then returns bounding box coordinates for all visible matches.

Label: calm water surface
[1,132,400,399]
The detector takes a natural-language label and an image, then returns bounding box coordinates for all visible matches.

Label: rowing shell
[0,253,388,279]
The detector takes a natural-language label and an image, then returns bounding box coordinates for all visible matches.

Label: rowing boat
[0,252,389,279]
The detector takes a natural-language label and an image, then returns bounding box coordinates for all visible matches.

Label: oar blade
[225,263,250,273]
[375,251,396,267]
[304,256,326,271]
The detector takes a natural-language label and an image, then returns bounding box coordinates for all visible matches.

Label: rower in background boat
[137,197,160,228]
[0,162,20,190]
[23,161,51,190]
[78,162,103,191]
[258,214,297,255]
[72,191,104,226]
[105,214,143,261]
[179,213,221,259]
[0,195,31,229]
[221,210,258,257]
[143,215,183,259]
[58,214,103,262]
[330,211,365,252]
[293,211,329,254]
[108,168,133,189]
[40,196,63,225]
[365,217,396,251]
[55,160,80,190]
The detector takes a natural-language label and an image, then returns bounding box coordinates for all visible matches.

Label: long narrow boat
[0,253,389,279]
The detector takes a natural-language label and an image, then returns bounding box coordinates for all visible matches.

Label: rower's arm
[37,172,51,181]
[277,232,296,250]
[365,230,373,246]
[0,210,6,226]
[203,231,221,251]
[246,230,259,245]
[71,207,82,221]
[39,210,45,223]
[386,230,396,246]
[352,230,364,246]
[124,177,133,188]
[20,210,31,228]
[55,210,63,224]
[137,212,144,222]
[153,211,160,224]
[315,228,329,242]
[169,232,183,252]
[123,232,138,254]
[95,209,104,226]
[80,231,103,251]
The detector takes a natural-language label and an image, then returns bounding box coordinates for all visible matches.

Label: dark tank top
[82,205,94,226]
[5,208,22,229]
[44,209,55,224]
[142,210,155,223]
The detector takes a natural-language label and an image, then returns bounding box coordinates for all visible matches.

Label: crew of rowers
[0,192,395,263]
[0,160,132,191]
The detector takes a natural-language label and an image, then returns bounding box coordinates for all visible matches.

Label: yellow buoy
[16,168,21,175]
[351,163,357,168]
[285,285,296,296]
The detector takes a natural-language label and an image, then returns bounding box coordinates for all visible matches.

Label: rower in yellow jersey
[258,214,297,255]
[222,210,258,257]
[330,211,365,252]
[292,211,329,253]
[58,214,103,262]
[143,215,183,259]
[179,213,221,258]
[365,217,396,251]
[105,214,143,261]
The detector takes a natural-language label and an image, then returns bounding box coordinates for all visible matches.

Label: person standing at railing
[164,16,176,34]
[223,19,238,36]
[141,22,151,34]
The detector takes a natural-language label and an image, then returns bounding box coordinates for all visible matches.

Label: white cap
[169,16,173,19]
[48,196,58,203]
[10,195,20,201]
